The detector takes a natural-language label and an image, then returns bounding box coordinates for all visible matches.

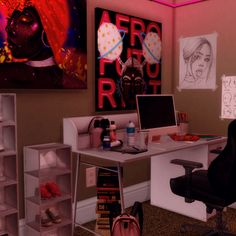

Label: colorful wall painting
[95,8,162,111]
[0,0,87,89]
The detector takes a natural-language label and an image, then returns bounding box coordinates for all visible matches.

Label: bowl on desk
[169,134,200,142]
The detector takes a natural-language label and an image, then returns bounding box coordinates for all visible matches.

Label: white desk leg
[73,153,81,235]
[117,163,125,213]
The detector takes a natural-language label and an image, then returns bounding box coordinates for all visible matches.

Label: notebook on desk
[110,146,148,154]
[196,134,222,141]
[151,140,188,150]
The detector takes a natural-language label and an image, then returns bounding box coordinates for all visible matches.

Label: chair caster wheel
[180,225,187,234]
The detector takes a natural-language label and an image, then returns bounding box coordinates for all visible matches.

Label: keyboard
[110,146,148,154]
[151,140,190,150]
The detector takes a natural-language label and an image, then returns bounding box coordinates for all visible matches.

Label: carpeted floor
[75,201,236,236]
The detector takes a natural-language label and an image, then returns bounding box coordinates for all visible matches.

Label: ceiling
[150,0,207,8]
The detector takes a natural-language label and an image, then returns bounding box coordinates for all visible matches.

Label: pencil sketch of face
[224,107,232,117]
[231,78,236,88]
[223,92,232,105]
[233,93,236,103]
[223,78,231,89]
[183,37,213,83]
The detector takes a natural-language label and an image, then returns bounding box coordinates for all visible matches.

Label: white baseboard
[19,219,25,236]
[230,202,236,208]
[19,181,150,236]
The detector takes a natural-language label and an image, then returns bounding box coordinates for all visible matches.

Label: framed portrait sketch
[0,0,87,89]
[178,33,217,90]
[95,8,162,112]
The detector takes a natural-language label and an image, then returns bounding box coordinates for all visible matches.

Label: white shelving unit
[0,93,19,236]
[24,143,72,236]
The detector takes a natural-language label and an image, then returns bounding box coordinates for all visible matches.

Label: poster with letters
[95,8,162,111]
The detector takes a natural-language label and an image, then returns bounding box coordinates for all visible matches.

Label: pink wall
[174,0,236,134]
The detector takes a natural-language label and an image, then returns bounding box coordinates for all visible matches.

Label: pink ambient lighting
[151,0,207,8]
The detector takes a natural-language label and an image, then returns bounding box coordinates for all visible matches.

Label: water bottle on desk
[126,121,135,146]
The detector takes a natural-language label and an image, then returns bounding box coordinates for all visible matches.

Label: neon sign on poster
[95,8,162,111]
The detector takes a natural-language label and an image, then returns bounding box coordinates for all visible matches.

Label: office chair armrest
[210,149,222,154]
[170,159,203,175]
[171,159,203,169]
[170,159,203,203]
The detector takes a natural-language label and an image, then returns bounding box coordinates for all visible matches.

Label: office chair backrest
[208,119,236,197]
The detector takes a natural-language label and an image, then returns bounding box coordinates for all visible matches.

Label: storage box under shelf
[25,198,72,235]
[24,143,72,236]
[26,223,72,236]
[0,93,18,236]
[0,95,16,123]
[0,213,18,236]
[0,125,16,151]
[24,143,71,174]
[0,155,17,183]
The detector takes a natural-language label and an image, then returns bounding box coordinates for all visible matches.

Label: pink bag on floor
[111,213,141,236]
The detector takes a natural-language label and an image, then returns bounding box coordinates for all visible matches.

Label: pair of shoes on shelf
[37,207,62,227]
[37,210,53,227]
[46,207,62,224]
[0,144,4,152]
[40,182,62,200]
[0,174,6,181]
[40,184,52,199]
[46,182,62,198]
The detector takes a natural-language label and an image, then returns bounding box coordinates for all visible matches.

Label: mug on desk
[136,130,149,150]
[178,122,189,135]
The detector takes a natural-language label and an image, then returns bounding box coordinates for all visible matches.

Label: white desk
[63,114,226,235]
[150,138,226,221]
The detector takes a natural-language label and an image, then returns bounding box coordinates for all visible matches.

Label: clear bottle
[90,120,103,148]
[103,135,111,150]
[126,120,135,146]
[110,120,117,142]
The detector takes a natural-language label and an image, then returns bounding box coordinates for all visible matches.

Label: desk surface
[75,137,227,164]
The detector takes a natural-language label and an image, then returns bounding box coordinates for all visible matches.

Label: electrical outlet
[86,167,96,187]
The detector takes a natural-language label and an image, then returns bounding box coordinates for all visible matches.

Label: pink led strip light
[152,0,207,8]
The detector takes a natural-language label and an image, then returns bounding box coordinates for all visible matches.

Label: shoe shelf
[24,143,72,236]
[26,200,72,231]
[25,168,71,178]
[0,93,18,236]
[0,212,18,236]
[26,193,71,206]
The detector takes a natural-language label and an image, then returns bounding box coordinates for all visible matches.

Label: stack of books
[96,167,121,230]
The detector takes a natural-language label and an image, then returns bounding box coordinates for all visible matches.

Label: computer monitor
[136,94,178,140]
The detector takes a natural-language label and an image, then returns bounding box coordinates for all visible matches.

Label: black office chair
[170,120,236,236]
